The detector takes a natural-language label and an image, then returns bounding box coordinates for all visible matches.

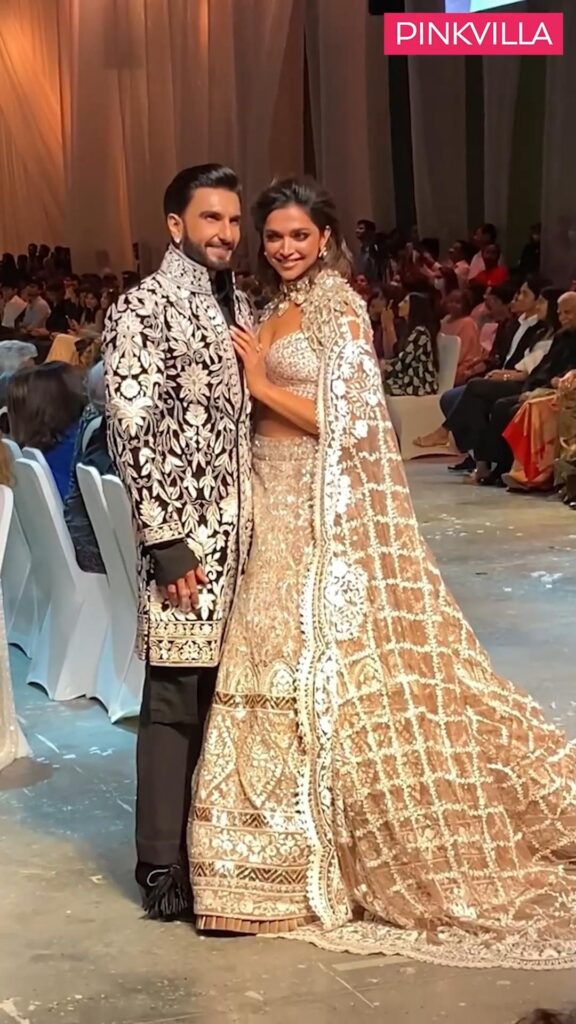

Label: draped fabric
[305,0,395,244]
[404,0,467,248]
[0,0,575,279]
[482,56,521,248]
[541,0,576,285]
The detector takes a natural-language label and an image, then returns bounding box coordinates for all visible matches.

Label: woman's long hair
[252,177,352,293]
[8,362,86,451]
[538,286,563,337]
[407,291,440,369]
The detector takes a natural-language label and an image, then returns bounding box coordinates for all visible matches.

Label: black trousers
[135,664,217,866]
[475,395,521,472]
[445,378,524,455]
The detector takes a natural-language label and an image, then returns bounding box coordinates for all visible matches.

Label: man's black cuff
[147,541,199,586]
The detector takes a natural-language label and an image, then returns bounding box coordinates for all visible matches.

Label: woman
[441,289,482,386]
[64,363,116,572]
[381,291,439,395]
[189,178,576,969]
[502,370,576,492]
[8,361,85,499]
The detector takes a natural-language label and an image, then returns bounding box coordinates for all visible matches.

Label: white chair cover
[77,466,143,721]
[21,446,64,510]
[386,334,461,461]
[12,459,108,702]
[0,485,31,770]
[1,441,41,657]
[101,475,138,600]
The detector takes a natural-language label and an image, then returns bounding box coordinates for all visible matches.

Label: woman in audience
[503,369,576,492]
[440,289,483,385]
[8,361,86,500]
[381,290,439,396]
[64,363,116,572]
[414,284,519,455]
[69,289,104,339]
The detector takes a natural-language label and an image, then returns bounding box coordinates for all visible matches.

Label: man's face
[515,282,538,316]
[558,295,576,330]
[26,283,40,301]
[1,285,15,303]
[356,222,366,241]
[168,187,241,271]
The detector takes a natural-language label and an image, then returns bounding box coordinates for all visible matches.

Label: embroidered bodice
[265,330,320,400]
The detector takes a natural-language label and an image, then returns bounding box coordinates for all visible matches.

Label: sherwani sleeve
[102,295,188,549]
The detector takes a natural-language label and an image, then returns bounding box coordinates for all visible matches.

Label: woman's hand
[230,325,268,400]
[557,369,576,394]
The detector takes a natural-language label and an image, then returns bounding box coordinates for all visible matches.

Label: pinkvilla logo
[383,13,563,56]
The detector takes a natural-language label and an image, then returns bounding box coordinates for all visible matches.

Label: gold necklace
[275,274,314,317]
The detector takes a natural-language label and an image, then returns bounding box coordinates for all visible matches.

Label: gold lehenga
[189,270,576,969]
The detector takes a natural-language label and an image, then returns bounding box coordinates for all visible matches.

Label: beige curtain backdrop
[405,0,467,248]
[305,0,395,249]
[482,56,521,248]
[541,0,576,285]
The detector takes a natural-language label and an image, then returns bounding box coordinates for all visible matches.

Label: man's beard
[179,233,234,272]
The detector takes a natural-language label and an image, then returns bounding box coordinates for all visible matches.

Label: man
[468,222,498,280]
[26,281,70,339]
[1,283,27,329]
[355,218,380,284]
[103,164,253,920]
[19,279,51,332]
[470,242,509,288]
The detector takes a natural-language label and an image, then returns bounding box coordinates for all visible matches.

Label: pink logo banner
[383,13,563,57]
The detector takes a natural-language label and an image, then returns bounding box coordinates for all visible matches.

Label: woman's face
[398,295,410,319]
[535,295,549,322]
[485,294,506,320]
[85,292,99,311]
[262,204,331,283]
[446,290,464,319]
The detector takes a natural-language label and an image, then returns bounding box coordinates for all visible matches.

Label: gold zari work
[190,271,576,969]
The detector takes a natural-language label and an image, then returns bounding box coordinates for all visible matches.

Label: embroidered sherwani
[103,246,253,668]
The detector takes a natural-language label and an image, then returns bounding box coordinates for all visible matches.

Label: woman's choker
[276,273,315,317]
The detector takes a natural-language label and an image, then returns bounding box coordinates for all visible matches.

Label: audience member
[503,368,576,492]
[470,288,575,485]
[469,222,498,279]
[1,283,26,329]
[355,218,380,283]
[19,279,51,332]
[445,239,472,288]
[554,380,576,507]
[64,363,116,572]
[8,361,86,499]
[0,252,17,282]
[415,284,518,460]
[470,242,509,288]
[515,223,541,277]
[440,289,482,385]
[440,276,553,470]
[381,291,439,396]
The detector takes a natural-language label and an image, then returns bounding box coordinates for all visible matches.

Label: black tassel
[141,864,193,922]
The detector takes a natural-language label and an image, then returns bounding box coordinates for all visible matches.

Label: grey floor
[1,460,576,1024]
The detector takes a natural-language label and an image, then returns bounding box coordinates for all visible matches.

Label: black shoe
[135,861,193,922]
[478,469,505,488]
[448,455,476,474]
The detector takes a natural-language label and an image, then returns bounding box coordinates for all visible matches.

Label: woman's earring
[319,248,327,261]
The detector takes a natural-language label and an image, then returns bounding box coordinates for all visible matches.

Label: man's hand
[161,566,208,613]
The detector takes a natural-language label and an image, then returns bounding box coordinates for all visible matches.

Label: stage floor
[2,460,575,1024]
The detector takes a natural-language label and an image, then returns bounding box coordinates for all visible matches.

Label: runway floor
[1,460,575,1024]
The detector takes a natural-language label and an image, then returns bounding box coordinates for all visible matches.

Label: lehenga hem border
[196,914,317,935]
